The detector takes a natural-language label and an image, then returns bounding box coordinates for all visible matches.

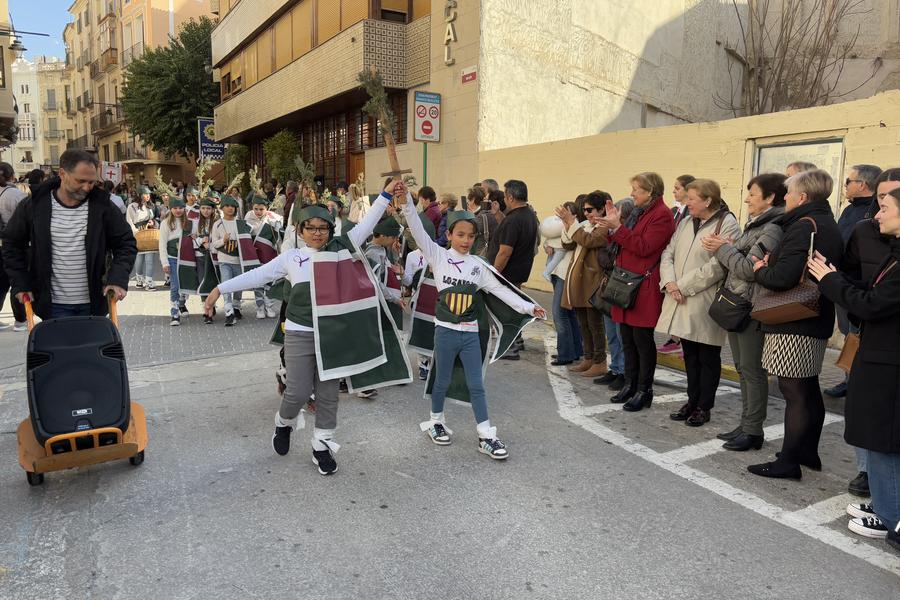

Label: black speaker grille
[27,352,50,370]
[101,343,125,361]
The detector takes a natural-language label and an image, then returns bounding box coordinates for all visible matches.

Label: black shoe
[622,390,652,412]
[848,471,870,497]
[669,403,693,421]
[234,308,243,320]
[723,433,764,451]
[716,426,743,442]
[551,359,574,366]
[608,374,626,391]
[593,371,618,385]
[500,352,520,361]
[312,449,337,475]
[887,524,900,553]
[610,386,635,404]
[747,458,802,480]
[204,314,214,325]
[179,304,188,317]
[823,381,847,397]
[272,426,292,456]
[776,451,823,471]
[685,408,710,427]
[339,379,349,394]
[225,314,235,327]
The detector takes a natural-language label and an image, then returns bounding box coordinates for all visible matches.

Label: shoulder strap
[798,216,818,232]
[714,210,731,235]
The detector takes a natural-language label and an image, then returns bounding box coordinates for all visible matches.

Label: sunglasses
[845,178,862,186]
[583,207,598,213]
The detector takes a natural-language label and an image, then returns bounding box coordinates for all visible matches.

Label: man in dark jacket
[1,149,136,320]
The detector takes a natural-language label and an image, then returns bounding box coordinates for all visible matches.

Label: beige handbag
[835,333,860,373]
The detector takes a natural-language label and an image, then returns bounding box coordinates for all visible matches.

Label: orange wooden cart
[16,295,148,485]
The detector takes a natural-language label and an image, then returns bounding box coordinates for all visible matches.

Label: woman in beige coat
[657,179,740,426]
[556,191,612,378]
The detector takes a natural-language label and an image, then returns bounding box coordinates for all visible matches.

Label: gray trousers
[281,330,339,429]
[728,325,769,436]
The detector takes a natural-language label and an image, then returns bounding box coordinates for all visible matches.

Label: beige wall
[365,1,480,200]
[479,90,900,292]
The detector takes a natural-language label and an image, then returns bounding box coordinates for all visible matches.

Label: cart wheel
[26,471,44,486]
[129,450,145,466]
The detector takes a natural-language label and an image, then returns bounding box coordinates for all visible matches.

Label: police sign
[198,117,226,160]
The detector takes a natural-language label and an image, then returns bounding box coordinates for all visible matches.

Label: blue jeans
[218,262,243,315]
[431,326,489,424]
[167,258,186,317]
[51,303,91,319]
[604,314,624,375]
[551,275,583,362]
[868,450,900,528]
[134,252,156,281]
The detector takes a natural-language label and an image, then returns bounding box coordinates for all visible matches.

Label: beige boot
[581,361,609,378]
[567,359,592,373]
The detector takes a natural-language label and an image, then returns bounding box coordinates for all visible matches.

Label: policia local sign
[198,117,226,160]
[414,91,441,143]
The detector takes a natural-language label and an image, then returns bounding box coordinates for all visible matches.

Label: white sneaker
[170,316,181,327]
[356,389,378,399]
[256,307,266,319]
[146,283,157,291]
[265,306,278,318]
[0,321,11,330]
[478,437,509,460]
[848,516,888,539]
[847,502,876,519]
[426,422,451,445]
[12,321,28,332]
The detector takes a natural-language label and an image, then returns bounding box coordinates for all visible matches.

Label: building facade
[36,56,74,171]
[7,58,43,176]
[65,0,215,184]
[0,0,16,150]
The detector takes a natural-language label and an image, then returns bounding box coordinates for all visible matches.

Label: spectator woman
[658,174,696,354]
[435,193,458,248]
[347,182,369,224]
[125,186,158,290]
[809,187,900,544]
[489,189,506,225]
[748,169,843,480]
[598,172,676,410]
[466,186,497,257]
[541,202,583,366]
[158,198,190,326]
[703,173,786,450]
[658,179,740,423]
[557,191,611,378]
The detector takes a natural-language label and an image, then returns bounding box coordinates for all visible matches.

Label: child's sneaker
[312,449,337,475]
[426,422,451,445]
[272,413,299,456]
[234,308,243,320]
[204,314,214,325]
[419,365,428,381]
[179,304,189,317]
[846,502,876,519]
[478,437,508,460]
[357,389,377,399]
[225,314,235,327]
[265,306,278,318]
[170,316,181,327]
[256,307,266,319]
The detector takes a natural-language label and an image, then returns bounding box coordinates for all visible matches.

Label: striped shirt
[50,192,90,305]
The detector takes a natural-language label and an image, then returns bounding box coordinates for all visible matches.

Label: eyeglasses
[845,178,862,186]
[302,226,330,234]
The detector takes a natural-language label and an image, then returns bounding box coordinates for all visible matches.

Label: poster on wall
[198,117,226,160]
[755,139,844,213]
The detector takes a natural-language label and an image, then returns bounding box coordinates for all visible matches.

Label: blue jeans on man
[551,275,583,362]
[868,450,900,530]
[51,303,91,319]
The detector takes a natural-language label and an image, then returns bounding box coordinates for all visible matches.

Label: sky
[9,0,71,61]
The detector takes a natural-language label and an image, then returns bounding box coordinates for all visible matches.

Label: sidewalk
[526,286,848,411]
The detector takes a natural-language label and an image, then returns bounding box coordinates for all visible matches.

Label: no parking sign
[413,91,441,143]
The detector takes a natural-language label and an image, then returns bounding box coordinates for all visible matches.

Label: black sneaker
[225,314,235,327]
[478,437,509,460]
[608,374,626,391]
[169,316,181,327]
[888,523,900,553]
[234,308,243,321]
[312,449,337,475]
[847,502,876,519]
[848,516,888,539]
[419,366,429,381]
[500,352,520,361]
[593,371,618,385]
[272,426,292,456]
[204,314,214,325]
[848,471,870,497]
[426,422,451,445]
[179,304,189,317]
[339,379,348,394]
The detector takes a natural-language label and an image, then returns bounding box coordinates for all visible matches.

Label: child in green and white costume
[204,180,411,475]
[401,192,546,459]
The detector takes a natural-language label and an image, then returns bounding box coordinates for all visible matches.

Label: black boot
[610,385,636,404]
[622,390,653,412]
[716,426,743,442]
[723,433,764,451]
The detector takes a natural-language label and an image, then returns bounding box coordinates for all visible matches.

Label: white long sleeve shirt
[210,218,240,264]
[402,194,535,332]
[217,193,392,332]
[402,249,426,287]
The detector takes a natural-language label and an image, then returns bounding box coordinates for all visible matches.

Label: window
[257,28,273,80]
[317,0,341,44]
[274,12,292,72]
[23,103,30,114]
[292,0,312,59]
[47,88,57,107]
[49,118,59,131]
[24,150,33,163]
[342,0,368,28]
[103,145,110,162]
[243,40,258,87]
[50,145,60,165]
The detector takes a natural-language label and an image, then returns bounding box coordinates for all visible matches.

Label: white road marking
[789,493,857,526]
[542,331,900,577]
[581,392,690,416]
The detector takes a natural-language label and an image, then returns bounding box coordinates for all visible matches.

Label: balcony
[67,134,94,151]
[91,104,123,136]
[42,102,59,113]
[90,60,103,80]
[116,143,147,161]
[66,98,75,116]
[44,129,65,140]
[99,2,116,25]
[79,91,92,111]
[101,47,118,72]
[121,41,144,68]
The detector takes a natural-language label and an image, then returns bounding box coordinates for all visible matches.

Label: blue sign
[198,117,226,160]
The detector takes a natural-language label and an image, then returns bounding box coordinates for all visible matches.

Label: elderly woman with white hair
[541,202,583,366]
[748,169,844,480]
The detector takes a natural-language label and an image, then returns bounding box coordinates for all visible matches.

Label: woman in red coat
[599,172,676,411]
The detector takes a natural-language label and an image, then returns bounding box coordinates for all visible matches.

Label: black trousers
[619,324,656,392]
[0,251,25,322]
[681,339,722,411]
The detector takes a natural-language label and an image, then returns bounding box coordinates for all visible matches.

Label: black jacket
[1,179,137,319]
[819,238,900,453]
[844,218,890,282]
[837,195,874,244]
[754,201,843,338]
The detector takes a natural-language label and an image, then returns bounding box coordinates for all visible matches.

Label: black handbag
[708,285,753,332]
[601,266,649,310]
[589,273,611,314]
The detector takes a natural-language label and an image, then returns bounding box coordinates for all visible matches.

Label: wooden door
[349,152,366,189]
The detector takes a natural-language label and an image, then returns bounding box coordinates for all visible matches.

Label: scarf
[608,196,660,259]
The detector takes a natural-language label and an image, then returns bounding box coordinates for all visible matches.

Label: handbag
[708,285,753,332]
[750,217,820,325]
[601,265,653,310]
[589,273,611,314]
[835,332,859,373]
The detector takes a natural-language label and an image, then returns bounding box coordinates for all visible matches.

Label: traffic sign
[414,91,441,143]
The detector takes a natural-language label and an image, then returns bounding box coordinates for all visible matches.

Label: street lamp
[10,37,26,59]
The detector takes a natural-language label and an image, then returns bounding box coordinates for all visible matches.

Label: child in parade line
[210,196,245,325]
[245,195,283,319]
[203,180,408,475]
[158,197,190,325]
[194,197,219,324]
[402,214,437,381]
[125,186,158,290]
[401,191,547,459]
